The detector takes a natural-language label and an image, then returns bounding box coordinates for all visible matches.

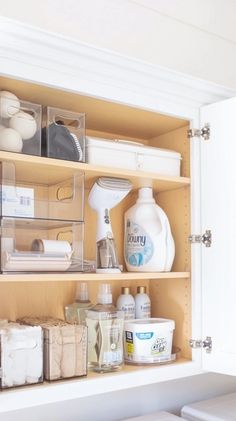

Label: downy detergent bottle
[124,187,175,272]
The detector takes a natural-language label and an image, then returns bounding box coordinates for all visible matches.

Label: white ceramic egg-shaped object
[0,91,20,119]
[9,111,37,140]
[0,128,23,152]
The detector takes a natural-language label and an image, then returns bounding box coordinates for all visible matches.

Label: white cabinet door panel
[201,97,236,375]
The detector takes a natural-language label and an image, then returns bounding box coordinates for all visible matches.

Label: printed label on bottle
[120,304,135,320]
[125,220,153,266]
[100,321,123,366]
[102,350,123,364]
[139,302,151,319]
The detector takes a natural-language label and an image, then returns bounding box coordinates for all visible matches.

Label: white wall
[1,0,236,88]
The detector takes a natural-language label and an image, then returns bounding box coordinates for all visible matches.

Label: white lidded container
[181,392,236,421]
[123,412,182,420]
[86,137,181,176]
[124,318,175,364]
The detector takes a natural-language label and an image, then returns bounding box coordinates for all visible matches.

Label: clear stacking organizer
[42,106,85,162]
[0,94,41,156]
[1,218,84,272]
[18,317,87,381]
[0,161,84,273]
[0,162,84,221]
[0,320,43,389]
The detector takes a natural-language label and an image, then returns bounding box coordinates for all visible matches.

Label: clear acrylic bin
[0,161,84,222]
[18,317,87,381]
[0,93,41,156]
[0,217,84,272]
[42,107,85,162]
[0,320,43,389]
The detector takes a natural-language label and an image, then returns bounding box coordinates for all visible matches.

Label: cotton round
[0,91,20,119]
[9,111,37,140]
[0,128,23,152]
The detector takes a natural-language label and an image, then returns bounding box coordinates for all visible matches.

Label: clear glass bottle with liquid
[65,282,93,325]
[86,284,124,373]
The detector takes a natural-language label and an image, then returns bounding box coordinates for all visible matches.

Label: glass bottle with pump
[65,282,93,325]
[86,284,124,373]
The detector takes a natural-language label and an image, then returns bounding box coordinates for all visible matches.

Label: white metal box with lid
[86,137,181,176]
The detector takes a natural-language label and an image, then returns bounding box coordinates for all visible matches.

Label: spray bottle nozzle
[97,283,112,304]
[75,282,89,301]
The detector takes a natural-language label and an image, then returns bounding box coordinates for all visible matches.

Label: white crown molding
[0,17,236,119]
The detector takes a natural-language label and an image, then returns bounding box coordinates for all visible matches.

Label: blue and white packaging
[124,318,175,364]
[1,185,34,217]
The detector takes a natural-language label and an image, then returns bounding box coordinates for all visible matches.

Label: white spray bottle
[124,187,175,272]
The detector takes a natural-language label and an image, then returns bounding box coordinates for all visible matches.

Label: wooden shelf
[0,359,201,414]
[0,151,190,192]
[0,272,190,282]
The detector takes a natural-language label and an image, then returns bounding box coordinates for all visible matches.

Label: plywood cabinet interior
[0,76,192,368]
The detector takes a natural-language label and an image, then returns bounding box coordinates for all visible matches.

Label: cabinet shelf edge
[0,272,190,282]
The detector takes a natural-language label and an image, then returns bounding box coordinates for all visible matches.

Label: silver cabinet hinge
[188,124,210,140]
[189,337,212,353]
[189,230,212,247]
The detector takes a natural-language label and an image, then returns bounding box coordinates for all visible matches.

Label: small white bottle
[135,286,151,319]
[116,287,135,320]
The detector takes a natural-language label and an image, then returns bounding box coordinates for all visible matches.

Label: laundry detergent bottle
[124,187,175,272]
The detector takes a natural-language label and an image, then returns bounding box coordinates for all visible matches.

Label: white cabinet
[0,16,236,414]
[200,98,236,375]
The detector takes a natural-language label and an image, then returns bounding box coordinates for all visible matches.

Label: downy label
[125,219,153,266]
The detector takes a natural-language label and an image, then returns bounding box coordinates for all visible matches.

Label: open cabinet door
[201,97,236,375]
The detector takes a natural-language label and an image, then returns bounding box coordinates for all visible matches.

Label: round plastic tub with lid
[124,318,175,364]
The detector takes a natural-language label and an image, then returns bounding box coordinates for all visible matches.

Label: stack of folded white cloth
[18,317,87,380]
[0,320,43,388]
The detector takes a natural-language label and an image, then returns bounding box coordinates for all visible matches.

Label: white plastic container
[134,286,151,319]
[123,412,182,421]
[181,392,236,421]
[86,137,181,176]
[124,187,175,272]
[116,287,135,320]
[124,318,175,364]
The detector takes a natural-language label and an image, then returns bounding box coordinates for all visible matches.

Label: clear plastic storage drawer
[0,161,84,222]
[42,107,85,162]
[0,93,41,156]
[0,217,84,272]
